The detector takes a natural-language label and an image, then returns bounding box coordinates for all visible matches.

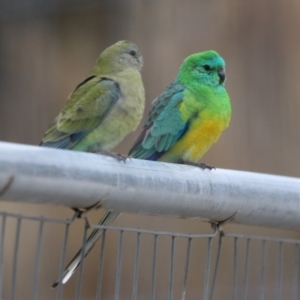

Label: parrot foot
[195,163,215,170]
[95,149,128,163]
[177,159,215,170]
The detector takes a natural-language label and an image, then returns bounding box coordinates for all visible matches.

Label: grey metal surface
[1,141,300,230]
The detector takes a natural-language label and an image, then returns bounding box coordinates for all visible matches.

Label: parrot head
[93,40,143,74]
[179,50,227,87]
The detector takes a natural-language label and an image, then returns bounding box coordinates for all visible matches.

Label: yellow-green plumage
[42,41,145,288]
[129,50,231,165]
[40,40,145,152]
[72,69,145,152]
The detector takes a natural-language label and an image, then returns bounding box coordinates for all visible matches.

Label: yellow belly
[159,117,228,163]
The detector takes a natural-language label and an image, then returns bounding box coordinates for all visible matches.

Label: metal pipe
[0,141,300,230]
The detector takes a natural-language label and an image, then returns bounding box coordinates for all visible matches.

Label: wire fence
[1,211,300,300]
[1,142,300,299]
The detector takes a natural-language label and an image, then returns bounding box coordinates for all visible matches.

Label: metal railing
[1,141,300,230]
[1,141,300,300]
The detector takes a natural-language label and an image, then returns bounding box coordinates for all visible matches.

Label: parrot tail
[52,211,121,288]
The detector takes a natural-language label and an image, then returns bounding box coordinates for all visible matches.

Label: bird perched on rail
[58,50,232,287]
[38,40,145,287]
[40,40,145,159]
[129,50,231,165]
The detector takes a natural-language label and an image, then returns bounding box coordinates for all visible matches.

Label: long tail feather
[52,211,121,288]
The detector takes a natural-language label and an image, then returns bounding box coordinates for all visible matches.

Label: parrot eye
[203,65,211,71]
[129,50,137,56]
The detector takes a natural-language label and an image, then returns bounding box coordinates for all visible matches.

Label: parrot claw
[177,159,215,170]
[114,153,128,162]
[196,163,215,170]
[95,149,128,163]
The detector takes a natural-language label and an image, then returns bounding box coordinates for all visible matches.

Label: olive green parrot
[40,41,145,287]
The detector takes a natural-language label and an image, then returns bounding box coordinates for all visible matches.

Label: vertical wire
[95,229,106,300]
[32,219,44,300]
[233,237,238,300]
[0,213,7,298]
[11,216,22,300]
[75,223,89,300]
[168,236,175,300]
[276,242,283,300]
[181,237,192,300]
[259,240,266,300]
[242,238,251,300]
[115,230,124,300]
[151,234,158,300]
[132,232,141,300]
[56,223,71,300]
[291,244,299,300]
[202,237,213,300]
[209,231,224,300]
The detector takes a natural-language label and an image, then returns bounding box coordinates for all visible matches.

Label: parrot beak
[138,54,144,68]
[218,67,226,84]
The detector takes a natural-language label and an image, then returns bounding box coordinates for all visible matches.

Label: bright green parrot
[53,50,231,287]
[39,41,145,287]
[129,50,231,164]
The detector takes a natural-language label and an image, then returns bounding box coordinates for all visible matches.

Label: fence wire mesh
[1,210,300,300]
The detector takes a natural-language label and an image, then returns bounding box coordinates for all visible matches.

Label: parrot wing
[40,76,121,149]
[129,81,188,160]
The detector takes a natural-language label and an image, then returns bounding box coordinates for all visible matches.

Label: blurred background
[1,0,300,299]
